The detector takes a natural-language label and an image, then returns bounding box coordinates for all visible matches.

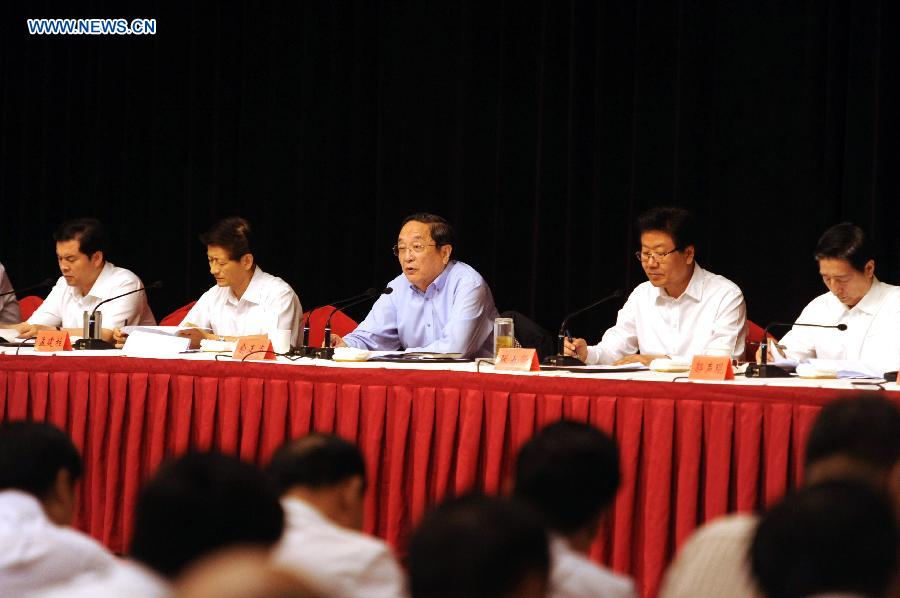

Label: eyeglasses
[392,243,437,256]
[634,248,679,263]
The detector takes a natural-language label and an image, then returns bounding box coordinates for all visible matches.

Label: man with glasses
[330,213,499,358]
[564,206,747,366]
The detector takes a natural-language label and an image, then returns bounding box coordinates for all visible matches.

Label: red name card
[494,348,540,372]
[35,330,72,352]
[689,355,734,381]
[232,335,276,361]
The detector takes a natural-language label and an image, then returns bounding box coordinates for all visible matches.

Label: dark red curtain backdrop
[1,1,898,338]
[4,355,893,596]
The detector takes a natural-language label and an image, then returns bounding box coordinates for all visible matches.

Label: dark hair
[401,213,456,247]
[407,494,549,598]
[751,480,898,598]
[0,421,83,499]
[514,420,620,535]
[199,217,253,261]
[814,223,874,272]
[636,206,697,250]
[266,433,367,495]
[804,394,900,473]
[130,452,283,579]
[53,217,106,257]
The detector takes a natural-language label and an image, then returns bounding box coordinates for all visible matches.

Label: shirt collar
[76,262,116,300]
[656,262,706,302]
[281,495,330,527]
[0,489,47,520]
[230,266,265,305]
[408,260,456,295]
[850,277,884,315]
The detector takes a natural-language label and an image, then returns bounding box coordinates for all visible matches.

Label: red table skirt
[1,355,888,597]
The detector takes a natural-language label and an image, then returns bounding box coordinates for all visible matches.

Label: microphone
[0,278,55,298]
[323,287,393,351]
[300,288,381,350]
[73,281,163,350]
[746,320,848,378]
[543,289,625,366]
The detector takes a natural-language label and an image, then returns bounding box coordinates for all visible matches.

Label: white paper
[121,325,209,336]
[807,358,881,379]
[122,330,191,357]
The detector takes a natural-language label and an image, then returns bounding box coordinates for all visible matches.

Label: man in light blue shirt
[331,213,499,358]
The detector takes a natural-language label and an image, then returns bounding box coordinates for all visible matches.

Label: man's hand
[177,327,210,350]
[327,334,347,348]
[613,354,664,367]
[754,337,780,363]
[563,337,588,363]
[13,322,50,339]
[113,328,128,349]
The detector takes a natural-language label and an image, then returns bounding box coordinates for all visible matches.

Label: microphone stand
[543,290,624,366]
[745,321,847,378]
[73,282,161,350]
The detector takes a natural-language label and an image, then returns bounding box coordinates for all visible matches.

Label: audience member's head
[803,394,900,508]
[267,433,367,530]
[407,494,549,598]
[130,452,283,579]
[0,420,82,525]
[175,547,322,598]
[751,479,898,598]
[514,420,620,549]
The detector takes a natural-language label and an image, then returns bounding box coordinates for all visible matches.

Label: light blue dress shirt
[342,260,499,358]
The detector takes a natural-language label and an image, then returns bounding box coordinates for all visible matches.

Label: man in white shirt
[514,421,636,598]
[40,452,285,597]
[267,433,406,598]
[0,262,21,323]
[176,217,302,348]
[565,207,746,365]
[13,218,156,342]
[407,494,550,598]
[0,421,115,595]
[771,223,900,376]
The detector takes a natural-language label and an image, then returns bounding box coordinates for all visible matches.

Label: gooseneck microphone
[323,287,393,351]
[300,288,382,349]
[0,278,55,298]
[543,289,625,366]
[746,320,848,378]
[294,287,393,359]
[73,281,163,350]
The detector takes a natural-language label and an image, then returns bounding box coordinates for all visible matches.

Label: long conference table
[0,349,897,598]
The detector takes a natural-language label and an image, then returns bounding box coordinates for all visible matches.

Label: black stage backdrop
[1,1,897,340]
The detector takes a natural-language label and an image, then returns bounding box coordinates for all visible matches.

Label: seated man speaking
[565,207,747,366]
[331,213,499,359]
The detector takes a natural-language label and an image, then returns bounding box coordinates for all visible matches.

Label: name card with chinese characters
[35,330,72,352]
[689,355,734,381]
[494,348,539,372]
[232,335,276,361]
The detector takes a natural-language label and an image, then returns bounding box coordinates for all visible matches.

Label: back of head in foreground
[514,420,621,541]
[130,451,284,579]
[0,420,82,525]
[407,493,550,598]
[751,479,898,598]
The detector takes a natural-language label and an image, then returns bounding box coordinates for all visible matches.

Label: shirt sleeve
[342,294,403,351]
[27,282,65,327]
[353,547,408,598]
[0,266,21,323]
[95,279,148,328]
[180,291,213,330]
[269,287,302,345]
[697,287,747,361]
[404,278,493,358]
[778,301,820,363]
[586,293,640,365]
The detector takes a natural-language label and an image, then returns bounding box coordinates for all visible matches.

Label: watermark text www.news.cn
[27,18,156,36]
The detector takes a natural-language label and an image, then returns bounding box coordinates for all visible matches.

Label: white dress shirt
[0,262,21,323]
[273,496,407,598]
[28,262,156,329]
[0,490,116,596]
[586,263,747,364]
[36,559,169,598]
[549,536,636,598]
[659,514,762,598]
[181,267,302,345]
[779,279,900,375]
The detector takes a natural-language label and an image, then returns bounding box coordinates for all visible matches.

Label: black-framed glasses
[392,243,437,256]
[634,248,680,263]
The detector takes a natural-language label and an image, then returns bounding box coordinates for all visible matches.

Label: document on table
[121,326,210,336]
[806,358,881,379]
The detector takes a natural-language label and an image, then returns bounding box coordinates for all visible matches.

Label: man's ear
[45,468,76,526]
[682,245,695,265]
[240,253,254,271]
[439,244,453,265]
[90,251,104,268]
[863,259,875,279]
